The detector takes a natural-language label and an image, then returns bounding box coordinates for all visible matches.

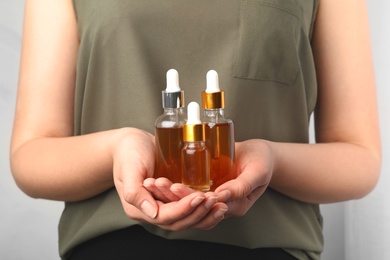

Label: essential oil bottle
[182,102,210,191]
[201,70,236,190]
[154,69,186,183]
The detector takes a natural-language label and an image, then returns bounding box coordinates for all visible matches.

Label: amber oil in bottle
[182,102,210,191]
[202,70,236,190]
[154,69,186,183]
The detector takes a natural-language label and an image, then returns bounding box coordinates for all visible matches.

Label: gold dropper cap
[202,70,225,109]
[183,102,205,142]
[202,91,225,109]
[183,124,206,142]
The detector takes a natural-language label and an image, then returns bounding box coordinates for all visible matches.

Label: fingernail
[214,208,228,219]
[141,200,157,219]
[205,196,218,209]
[191,196,205,207]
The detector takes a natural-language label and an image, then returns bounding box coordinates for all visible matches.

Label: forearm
[268,141,381,204]
[10,129,123,202]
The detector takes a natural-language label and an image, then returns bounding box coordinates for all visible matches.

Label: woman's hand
[144,139,274,219]
[214,140,273,218]
[112,128,227,231]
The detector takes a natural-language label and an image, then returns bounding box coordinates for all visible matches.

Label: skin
[10,0,381,229]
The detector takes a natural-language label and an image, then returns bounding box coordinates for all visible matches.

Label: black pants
[69,225,297,260]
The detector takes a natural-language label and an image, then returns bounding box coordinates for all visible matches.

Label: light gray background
[1,1,388,259]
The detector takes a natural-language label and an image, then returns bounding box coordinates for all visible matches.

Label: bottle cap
[162,69,185,108]
[202,70,224,109]
[183,102,205,142]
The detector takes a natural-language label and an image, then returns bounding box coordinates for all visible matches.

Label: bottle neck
[203,108,225,123]
[164,107,185,114]
[184,141,206,147]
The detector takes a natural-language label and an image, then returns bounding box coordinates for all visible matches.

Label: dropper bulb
[187,102,201,124]
[206,70,220,93]
[166,69,181,92]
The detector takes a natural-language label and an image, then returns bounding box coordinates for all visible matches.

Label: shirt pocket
[233,0,303,85]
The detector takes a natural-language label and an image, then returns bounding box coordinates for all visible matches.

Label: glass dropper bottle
[182,102,210,191]
[202,70,236,190]
[154,69,186,183]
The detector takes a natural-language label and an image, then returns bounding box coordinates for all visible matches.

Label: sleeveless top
[60,1,321,259]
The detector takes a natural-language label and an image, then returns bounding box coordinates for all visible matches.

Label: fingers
[121,185,227,231]
[120,178,159,219]
[119,191,203,222]
[170,183,197,198]
[214,176,267,218]
[155,178,181,201]
[143,181,227,230]
[156,193,227,231]
[156,192,210,225]
[144,178,172,203]
[144,178,183,203]
[191,202,228,230]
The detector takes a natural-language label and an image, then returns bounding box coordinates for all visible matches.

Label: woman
[10,0,381,259]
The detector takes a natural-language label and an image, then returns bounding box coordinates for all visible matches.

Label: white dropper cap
[206,70,220,93]
[166,69,181,92]
[187,102,201,124]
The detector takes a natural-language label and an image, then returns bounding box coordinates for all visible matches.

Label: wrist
[236,139,275,185]
[261,139,277,179]
[110,127,156,173]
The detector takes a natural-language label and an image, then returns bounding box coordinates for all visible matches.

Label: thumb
[123,182,159,219]
[215,177,252,202]
[215,168,267,202]
[116,163,158,219]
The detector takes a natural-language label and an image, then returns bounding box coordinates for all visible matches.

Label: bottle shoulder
[183,141,207,149]
[155,108,187,127]
[202,108,232,124]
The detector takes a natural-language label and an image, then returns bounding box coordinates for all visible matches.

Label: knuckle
[236,180,252,198]
[123,188,143,205]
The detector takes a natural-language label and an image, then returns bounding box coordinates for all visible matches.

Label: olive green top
[60,0,321,259]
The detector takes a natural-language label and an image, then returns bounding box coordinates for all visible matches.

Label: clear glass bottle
[202,70,236,191]
[154,69,186,183]
[182,102,210,191]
